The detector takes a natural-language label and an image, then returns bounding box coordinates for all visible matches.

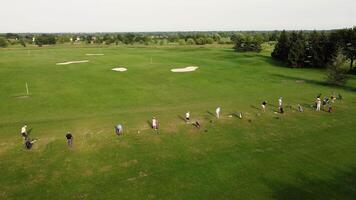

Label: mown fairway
[0,45,356,199]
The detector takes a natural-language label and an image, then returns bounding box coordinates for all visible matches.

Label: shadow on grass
[250,105,261,111]
[264,168,356,200]
[206,111,215,117]
[271,74,356,92]
[177,115,186,123]
[146,120,152,128]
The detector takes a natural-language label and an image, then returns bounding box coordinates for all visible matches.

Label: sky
[0,0,355,33]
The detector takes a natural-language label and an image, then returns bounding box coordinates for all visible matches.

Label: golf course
[0,44,355,199]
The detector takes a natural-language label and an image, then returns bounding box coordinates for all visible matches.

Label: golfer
[216,107,221,119]
[185,111,190,122]
[66,132,73,147]
[316,97,321,111]
[278,97,283,113]
[25,138,37,150]
[115,124,123,136]
[278,97,283,108]
[21,124,28,141]
[152,117,158,130]
[261,101,267,112]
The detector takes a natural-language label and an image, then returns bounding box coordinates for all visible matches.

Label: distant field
[0,45,356,199]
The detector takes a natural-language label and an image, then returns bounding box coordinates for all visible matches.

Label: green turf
[0,45,356,199]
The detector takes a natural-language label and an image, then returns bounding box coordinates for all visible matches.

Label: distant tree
[122,33,135,45]
[206,37,214,44]
[186,38,195,45]
[326,52,348,86]
[5,33,19,39]
[57,35,71,44]
[195,37,206,45]
[337,27,356,72]
[35,34,56,46]
[0,37,8,48]
[212,33,221,42]
[19,39,26,47]
[307,31,332,68]
[178,39,186,45]
[272,30,290,62]
[287,31,306,67]
[233,33,262,52]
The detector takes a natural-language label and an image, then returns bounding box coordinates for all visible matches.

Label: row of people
[20,94,341,149]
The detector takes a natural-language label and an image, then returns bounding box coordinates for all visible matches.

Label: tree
[186,38,195,45]
[19,39,26,47]
[326,52,348,86]
[287,31,306,67]
[272,30,290,61]
[233,33,262,52]
[35,34,56,46]
[337,27,356,72]
[0,37,8,48]
[308,31,326,67]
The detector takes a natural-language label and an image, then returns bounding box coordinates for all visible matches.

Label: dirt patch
[127,171,148,181]
[120,160,138,168]
[99,165,112,173]
[83,169,93,177]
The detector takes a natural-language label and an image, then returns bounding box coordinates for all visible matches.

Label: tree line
[0,31,279,48]
[271,28,356,72]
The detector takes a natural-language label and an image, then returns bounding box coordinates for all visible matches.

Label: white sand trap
[56,60,89,65]
[86,54,104,56]
[112,67,127,72]
[171,66,198,73]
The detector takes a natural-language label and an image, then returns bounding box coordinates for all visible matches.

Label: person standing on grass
[216,107,221,119]
[261,101,267,112]
[152,117,158,130]
[66,132,73,147]
[25,138,37,150]
[185,111,190,122]
[278,97,284,113]
[115,124,123,136]
[21,124,28,141]
[316,97,321,111]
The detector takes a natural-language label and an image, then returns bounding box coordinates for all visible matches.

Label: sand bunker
[171,66,198,73]
[56,60,89,65]
[86,54,104,56]
[112,67,127,72]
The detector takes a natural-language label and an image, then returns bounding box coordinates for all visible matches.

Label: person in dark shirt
[261,101,267,112]
[66,132,73,147]
[25,138,37,150]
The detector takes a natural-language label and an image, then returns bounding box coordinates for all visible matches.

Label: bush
[0,37,8,48]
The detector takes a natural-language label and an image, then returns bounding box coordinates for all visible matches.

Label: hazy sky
[0,0,355,33]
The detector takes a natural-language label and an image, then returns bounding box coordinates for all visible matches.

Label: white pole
[26,82,29,95]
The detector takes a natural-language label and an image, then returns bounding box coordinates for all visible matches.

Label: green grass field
[1,45,356,199]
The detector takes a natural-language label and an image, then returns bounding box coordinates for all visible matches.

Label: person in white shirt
[185,111,190,122]
[115,124,123,136]
[21,125,28,140]
[152,117,158,130]
[316,97,321,111]
[216,107,221,119]
[278,97,283,108]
